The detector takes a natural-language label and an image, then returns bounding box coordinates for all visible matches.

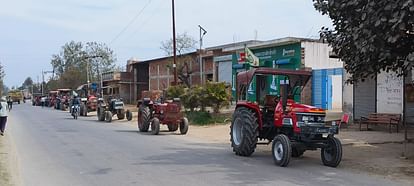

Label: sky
[0,0,332,88]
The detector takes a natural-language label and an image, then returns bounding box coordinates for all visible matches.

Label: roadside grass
[185,111,232,126]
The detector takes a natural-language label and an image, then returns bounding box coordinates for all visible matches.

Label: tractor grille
[296,113,325,127]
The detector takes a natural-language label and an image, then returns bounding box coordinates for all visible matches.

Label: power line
[122,0,166,43]
[109,0,152,45]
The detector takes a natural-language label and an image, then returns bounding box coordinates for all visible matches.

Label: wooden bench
[359,113,401,133]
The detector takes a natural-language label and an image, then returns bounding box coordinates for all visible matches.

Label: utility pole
[172,0,177,85]
[198,25,207,85]
[41,70,44,96]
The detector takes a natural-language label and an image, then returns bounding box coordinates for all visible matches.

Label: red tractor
[231,68,342,167]
[137,97,188,135]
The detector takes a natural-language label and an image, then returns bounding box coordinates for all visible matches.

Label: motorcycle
[71,104,80,120]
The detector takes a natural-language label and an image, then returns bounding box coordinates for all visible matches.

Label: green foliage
[185,111,230,125]
[313,0,414,83]
[167,82,231,113]
[166,85,185,99]
[22,77,33,88]
[182,86,202,111]
[50,41,117,89]
[204,82,231,113]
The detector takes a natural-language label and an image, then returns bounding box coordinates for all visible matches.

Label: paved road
[7,103,407,186]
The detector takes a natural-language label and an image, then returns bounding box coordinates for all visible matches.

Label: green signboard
[232,42,302,103]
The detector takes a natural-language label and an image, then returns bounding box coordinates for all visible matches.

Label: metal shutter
[353,77,376,119]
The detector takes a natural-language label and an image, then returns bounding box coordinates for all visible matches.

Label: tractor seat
[264,95,279,110]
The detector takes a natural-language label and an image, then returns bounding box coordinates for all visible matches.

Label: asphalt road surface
[7,103,408,186]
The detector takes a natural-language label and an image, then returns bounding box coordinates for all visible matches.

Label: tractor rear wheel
[105,111,112,122]
[117,109,125,120]
[168,124,178,131]
[179,117,189,135]
[150,118,160,135]
[126,110,132,121]
[272,134,292,167]
[230,107,258,156]
[321,135,342,167]
[138,106,150,132]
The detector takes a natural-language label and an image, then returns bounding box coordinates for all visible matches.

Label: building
[213,37,343,110]
[349,69,414,125]
[101,70,134,104]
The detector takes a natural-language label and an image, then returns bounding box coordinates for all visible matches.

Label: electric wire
[109,0,152,45]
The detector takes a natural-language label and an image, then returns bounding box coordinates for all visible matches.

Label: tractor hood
[287,100,325,114]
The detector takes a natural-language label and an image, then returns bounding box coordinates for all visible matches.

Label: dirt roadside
[0,134,20,186]
[185,123,414,182]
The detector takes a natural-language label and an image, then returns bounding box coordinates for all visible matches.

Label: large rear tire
[321,136,342,167]
[230,107,258,156]
[272,134,292,167]
[150,118,160,135]
[179,117,189,135]
[138,106,150,132]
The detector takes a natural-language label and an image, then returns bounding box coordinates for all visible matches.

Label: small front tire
[272,134,292,167]
[321,136,342,167]
[179,117,189,135]
[105,111,113,123]
[150,118,160,135]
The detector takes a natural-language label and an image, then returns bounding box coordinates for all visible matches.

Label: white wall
[343,72,354,120]
[302,41,343,70]
[377,70,403,114]
[331,75,343,111]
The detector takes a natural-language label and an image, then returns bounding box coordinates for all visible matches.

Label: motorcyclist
[71,96,81,114]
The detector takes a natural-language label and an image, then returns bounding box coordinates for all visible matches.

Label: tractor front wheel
[321,135,342,167]
[126,110,133,121]
[97,108,105,121]
[179,117,189,135]
[150,118,160,135]
[117,109,125,120]
[105,111,113,123]
[230,107,258,156]
[272,134,292,167]
[168,124,178,132]
[138,106,150,132]
[292,147,305,158]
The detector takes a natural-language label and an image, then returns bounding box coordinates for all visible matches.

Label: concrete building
[101,71,133,104]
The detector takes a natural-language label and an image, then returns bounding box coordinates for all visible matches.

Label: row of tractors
[32,86,134,123]
[32,66,344,168]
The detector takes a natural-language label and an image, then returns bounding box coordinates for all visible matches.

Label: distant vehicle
[97,86,132,122]
[8,90,23,104]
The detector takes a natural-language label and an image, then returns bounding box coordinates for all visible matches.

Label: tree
[0,62,5,96]
[22,77,33,88]
[160,32,198,87]
[313,0,414,83]
[50,41,117,89]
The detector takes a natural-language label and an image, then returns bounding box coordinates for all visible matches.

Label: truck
[7,90,23,104]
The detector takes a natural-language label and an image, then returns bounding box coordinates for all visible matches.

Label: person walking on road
[0,97,9,136]
[7,96,12,111]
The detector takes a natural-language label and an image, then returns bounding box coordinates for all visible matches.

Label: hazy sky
[0,0,332,88]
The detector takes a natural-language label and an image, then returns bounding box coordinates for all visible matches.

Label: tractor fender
[137,98,153,108]
[235,101,263,129]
